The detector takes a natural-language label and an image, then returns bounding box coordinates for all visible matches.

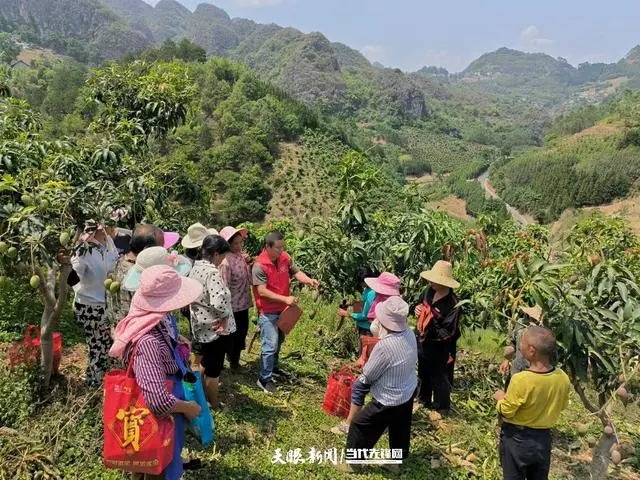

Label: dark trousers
[500,423,552,480]
[347,397,414,460]
[227,309,249,366]
[448,339,457,387]
[418,342,452,410]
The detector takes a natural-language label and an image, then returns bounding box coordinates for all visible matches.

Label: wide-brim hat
[365,272,401,296]
[520,305,543,322]
[181,223,219,249]
[132,265,202,313]
[375,296,409,332]
[123,246,192,291]
[220,226,248,242]
[420,260,460,289]
[163,232,180,250]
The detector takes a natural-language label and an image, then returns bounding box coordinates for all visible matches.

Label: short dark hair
[527,325,557,362]
[130,224,163,254]
[356,267,377,284]
[265,231,284,247]
[201,234,230,259]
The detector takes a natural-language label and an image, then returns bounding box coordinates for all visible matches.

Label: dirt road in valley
[476,170,534,226]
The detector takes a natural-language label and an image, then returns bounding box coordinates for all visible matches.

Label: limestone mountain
[0,0,151,62]
[98,0,430,118]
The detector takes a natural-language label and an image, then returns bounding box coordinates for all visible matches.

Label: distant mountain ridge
[3,0,640,130]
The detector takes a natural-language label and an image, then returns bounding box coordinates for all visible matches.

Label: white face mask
[370,319,387,339]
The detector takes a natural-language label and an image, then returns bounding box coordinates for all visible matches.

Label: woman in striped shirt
[110,265,203,480]
[336,296,418,474]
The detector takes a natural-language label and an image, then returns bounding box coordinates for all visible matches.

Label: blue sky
[143,0,640,72]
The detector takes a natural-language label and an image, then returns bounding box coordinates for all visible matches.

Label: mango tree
[548,216,640,478]
[0,98,129,386]
[0,61,195,387]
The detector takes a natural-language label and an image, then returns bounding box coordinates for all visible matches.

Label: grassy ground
[0,293,639,479]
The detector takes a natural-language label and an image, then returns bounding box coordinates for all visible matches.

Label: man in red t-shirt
[252,231,318,393]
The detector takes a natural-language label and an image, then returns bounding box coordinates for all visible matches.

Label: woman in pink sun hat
[219,226,252,369]
[109,265,203,480]
[363,272,402,321]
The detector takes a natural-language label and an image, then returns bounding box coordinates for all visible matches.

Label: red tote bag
[322,366,357,419]
[103,346,175,475]
[355,336,380,369]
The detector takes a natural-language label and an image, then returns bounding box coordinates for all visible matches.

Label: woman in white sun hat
[181,223,219,265]
[181,223,219,364]
[415,260,461,413]
[121,246,193,364]
[188,234,236,409]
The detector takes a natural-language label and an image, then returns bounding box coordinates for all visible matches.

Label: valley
[0,3,640,480]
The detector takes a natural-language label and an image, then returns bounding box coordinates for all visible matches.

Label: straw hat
[420,261,460,289]
[123,246,192,291]
[365,272,401,296]
[181,223,219,249]
[220,226,248,242]
[375,296,410,332]
[520,305,543,322]
[132,265,202,313]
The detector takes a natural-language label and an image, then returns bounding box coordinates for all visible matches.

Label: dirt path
[477,170,534,226]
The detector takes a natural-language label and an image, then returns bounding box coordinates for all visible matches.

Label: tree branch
[35,266,56,307]
[571,378,598,414]
[54,263,72,318]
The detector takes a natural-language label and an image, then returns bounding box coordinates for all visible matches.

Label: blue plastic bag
[183,371,215,446]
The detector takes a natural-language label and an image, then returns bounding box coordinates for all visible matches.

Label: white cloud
[232,0,283,7]
[520,25,554,47]
[360,45,388,64]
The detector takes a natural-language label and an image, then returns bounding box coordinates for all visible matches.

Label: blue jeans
[258,313,285,383]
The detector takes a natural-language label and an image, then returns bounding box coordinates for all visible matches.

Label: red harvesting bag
[103,346,175,475]
[355,336,380,369]
[276,305,302,335]
[322,366,356,419]
[7,325,62,374]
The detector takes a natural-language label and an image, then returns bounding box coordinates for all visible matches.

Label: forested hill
[3,0,640,226]
[490,90,640,223]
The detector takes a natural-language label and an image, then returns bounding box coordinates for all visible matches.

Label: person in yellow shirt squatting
[494,325,570,480]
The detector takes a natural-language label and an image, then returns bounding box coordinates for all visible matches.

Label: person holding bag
[336,267,378,353]
[108,265,203,480]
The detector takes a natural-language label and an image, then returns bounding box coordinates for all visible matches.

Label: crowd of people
[65,219,570,480]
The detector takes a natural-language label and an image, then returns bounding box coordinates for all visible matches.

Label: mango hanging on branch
[59,232,70,247]
[29,275,41,289]
[615,386,628,402]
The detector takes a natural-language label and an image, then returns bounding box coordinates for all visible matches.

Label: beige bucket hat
[420,260,460,289]
[181,223,219,249]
